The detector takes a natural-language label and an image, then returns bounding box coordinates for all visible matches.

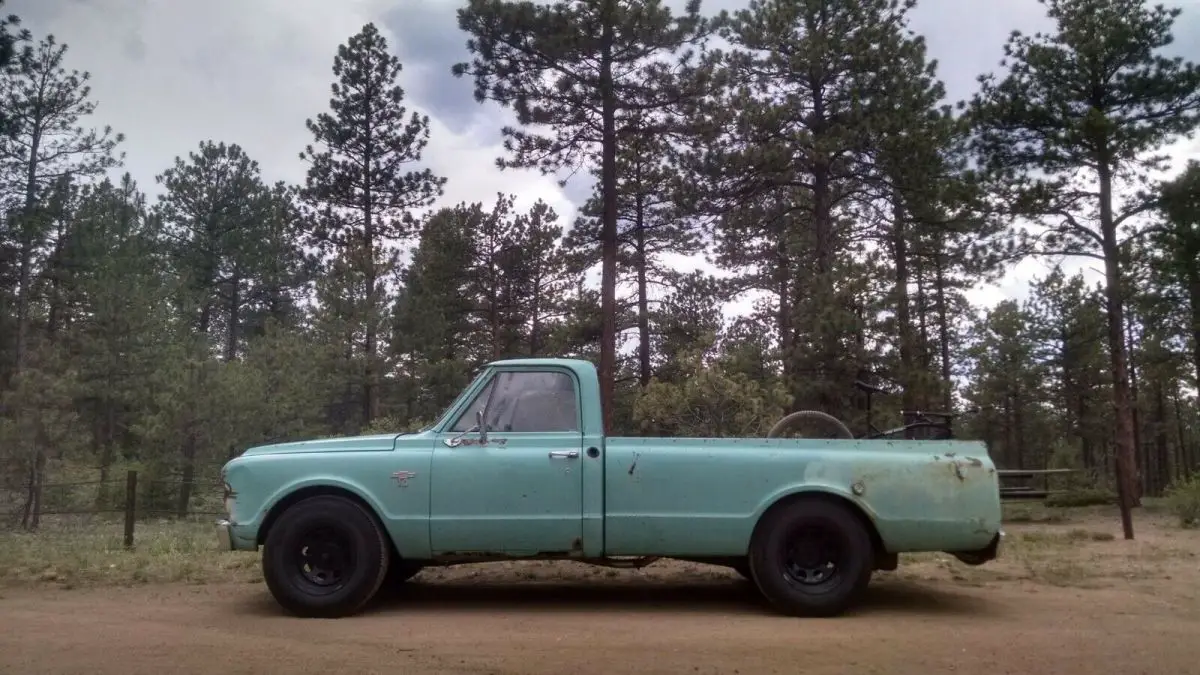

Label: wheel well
[753,490,887,562]
[256,486,400,558]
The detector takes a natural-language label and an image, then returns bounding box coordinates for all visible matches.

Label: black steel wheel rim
[293,525,356,595]
[780,524,844,591]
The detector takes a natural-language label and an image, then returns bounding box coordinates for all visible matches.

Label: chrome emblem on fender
[391,471,416,487]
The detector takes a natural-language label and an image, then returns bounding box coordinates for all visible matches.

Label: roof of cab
[484,357,595,369]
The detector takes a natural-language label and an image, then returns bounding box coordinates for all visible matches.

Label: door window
[450,371,579,433]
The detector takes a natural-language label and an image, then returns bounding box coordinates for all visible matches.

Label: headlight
[222,477,236,518]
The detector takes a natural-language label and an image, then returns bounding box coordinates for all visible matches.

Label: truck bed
[599,436,1002,557]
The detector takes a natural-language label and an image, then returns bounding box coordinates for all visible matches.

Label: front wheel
[748,499,874,617]
[262,495,391,618]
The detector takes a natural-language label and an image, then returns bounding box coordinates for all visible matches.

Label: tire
[748,498,874,617]
[262,494,391,618]
[767,411,854,440]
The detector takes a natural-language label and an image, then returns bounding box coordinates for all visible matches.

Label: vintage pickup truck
[217,357,1003,618]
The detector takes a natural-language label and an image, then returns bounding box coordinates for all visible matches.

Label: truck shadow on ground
[239,577,997,619]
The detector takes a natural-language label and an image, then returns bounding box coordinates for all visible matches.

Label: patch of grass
[1045,488,1117,508]
[1003,503,1070,524]
[0,517,259,589]
[1007,527,1115,550]
[1028,558,1096,587]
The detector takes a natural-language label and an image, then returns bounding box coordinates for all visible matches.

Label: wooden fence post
[123,470,137,550]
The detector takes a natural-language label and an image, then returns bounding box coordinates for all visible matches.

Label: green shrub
[1164,474,1200,529]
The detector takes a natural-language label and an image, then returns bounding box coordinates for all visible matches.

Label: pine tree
[393,203,482,421]
[1026,267,1112,473]
[1156,161,1200,390]
[0,34,123,379]
[452,0,717,433]
[966,0,1200,538]
[682,0,938,414]
[155,141,291,360]
[300,23,446,428]
[961,300,1052,471]
[66,175,172,488]
[566,127,703,387]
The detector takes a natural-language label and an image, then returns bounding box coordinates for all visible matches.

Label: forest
[0,0,1198,538]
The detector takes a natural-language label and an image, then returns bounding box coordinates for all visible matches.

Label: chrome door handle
[548,450,580,459]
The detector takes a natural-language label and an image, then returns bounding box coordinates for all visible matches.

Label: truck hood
[241,433,404,456]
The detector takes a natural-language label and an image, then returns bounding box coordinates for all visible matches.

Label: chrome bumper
[216,519,233,551]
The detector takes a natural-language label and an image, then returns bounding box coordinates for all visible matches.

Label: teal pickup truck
[217,357,1002,618]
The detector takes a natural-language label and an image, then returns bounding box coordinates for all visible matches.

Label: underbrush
[1164,474,1200,528]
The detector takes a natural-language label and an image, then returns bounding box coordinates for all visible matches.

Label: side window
[451,370,579,433]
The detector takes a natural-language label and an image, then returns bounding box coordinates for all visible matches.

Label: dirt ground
[2,507,1199,675]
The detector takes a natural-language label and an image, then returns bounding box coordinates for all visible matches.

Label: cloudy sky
[8,0,1200,314]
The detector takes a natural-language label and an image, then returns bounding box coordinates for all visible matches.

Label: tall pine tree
[967,0,1200,538]
[300,23,446,428]
[452,0,717,433]
[0,34,123,380]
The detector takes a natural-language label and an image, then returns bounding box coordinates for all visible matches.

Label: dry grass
[2,502,1198,594]
[896,501,1200,591]
[0,516,259,589]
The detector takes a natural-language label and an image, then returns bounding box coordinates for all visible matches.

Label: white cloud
[8,0,570,219]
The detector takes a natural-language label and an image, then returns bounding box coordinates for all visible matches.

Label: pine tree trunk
[1154,382,1168,497]
[45,221,66,340]
[226,273,241,361]
[933,242,953,411]
[776,233,795,410]
[891,198,916,411]
[811,161,838,411]
[597,0,618,434]
[1173,388,1189,480]
[1079,391,1093,470]
[363,203,378,427]
[635,200,651,387]
[1097,156,1138,539]
[1188,270,1200,391]
[914,251,930,376]
[13,125,42,377]
[1126,314,1144,500]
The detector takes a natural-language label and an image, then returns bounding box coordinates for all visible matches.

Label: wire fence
[0,464,227,548]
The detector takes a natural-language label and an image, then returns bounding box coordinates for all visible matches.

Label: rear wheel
[262,494,390,618]
[748,498,874,617]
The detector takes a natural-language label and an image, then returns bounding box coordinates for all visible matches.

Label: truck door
[429,367,584,556]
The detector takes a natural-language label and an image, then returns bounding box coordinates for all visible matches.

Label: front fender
[237,476,393,546]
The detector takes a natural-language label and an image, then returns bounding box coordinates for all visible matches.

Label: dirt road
[2,571,1198,675]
